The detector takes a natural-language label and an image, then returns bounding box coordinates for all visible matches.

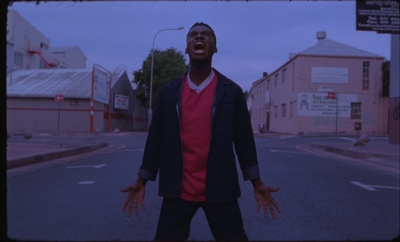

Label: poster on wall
[114,94,129,110]
[298,92,357,117]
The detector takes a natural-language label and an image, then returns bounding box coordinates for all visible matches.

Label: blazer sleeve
[232,86,260,181]
[137,89,164,181]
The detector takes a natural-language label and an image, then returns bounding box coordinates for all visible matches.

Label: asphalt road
[6,134,400,241]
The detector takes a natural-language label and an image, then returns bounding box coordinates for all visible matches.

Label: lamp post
[148,27,184,129]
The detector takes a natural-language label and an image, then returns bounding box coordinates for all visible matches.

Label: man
[121,22,281,241]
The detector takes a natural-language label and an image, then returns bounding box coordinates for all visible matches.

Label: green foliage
[133,47,188,108]
[381,60,390,97]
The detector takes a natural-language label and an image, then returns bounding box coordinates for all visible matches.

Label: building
[6,9,87,73]
[6,68,147,134]
[248,31,389,136]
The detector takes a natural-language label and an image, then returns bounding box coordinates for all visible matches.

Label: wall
[7,97,105,134]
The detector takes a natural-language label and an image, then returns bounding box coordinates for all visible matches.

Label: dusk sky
[8,0,392,91]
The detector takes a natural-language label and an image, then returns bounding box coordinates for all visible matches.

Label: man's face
[185,25,217,61]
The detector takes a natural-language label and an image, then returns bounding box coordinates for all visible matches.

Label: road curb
[312,143,384,159]
[7,143,108,169]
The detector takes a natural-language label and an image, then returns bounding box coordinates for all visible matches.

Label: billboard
[298,92,357,117]
[93,66,111,104]
[356,1,400,34]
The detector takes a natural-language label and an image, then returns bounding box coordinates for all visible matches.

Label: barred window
[274,105,278,118]
[282,68,287,83]
[351,102,362,120]
[362,62,370,91]
[281,104,286,117]
[14,51,23,66]
[274,74,279,87]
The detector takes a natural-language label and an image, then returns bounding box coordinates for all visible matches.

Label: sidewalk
[6,132,109,169]
[256,132,400,170]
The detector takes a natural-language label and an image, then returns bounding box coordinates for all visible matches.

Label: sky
[8,0,392,92]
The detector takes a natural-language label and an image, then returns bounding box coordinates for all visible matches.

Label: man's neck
[189,64,212,86]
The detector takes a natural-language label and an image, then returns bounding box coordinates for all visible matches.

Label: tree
[133,47,188,109]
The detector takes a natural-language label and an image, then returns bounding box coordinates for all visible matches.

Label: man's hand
[252,179,281,219]
[120,178,147,217]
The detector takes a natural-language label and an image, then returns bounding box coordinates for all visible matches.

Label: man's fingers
[140,202,146,211]
[268,186,280,192]
[263,205,268,218]
[120,186,130,193]
[134,203,139,216]
[269,205,277,219]
[122,200,128,212]
[274,202,282,213]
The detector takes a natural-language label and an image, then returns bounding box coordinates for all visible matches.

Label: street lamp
[148,27,184,129]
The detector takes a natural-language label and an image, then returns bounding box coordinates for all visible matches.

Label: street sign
[55,94,64,102]
[356,1,400,34]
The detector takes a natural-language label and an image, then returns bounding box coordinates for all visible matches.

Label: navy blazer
[138,69,260,202]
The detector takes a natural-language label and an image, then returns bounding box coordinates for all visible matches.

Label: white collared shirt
[187,70,215,93]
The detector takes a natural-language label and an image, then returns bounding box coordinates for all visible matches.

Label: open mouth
[194,42,205,54]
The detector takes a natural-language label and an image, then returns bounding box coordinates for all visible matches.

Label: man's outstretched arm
[251,178,281,219]
[120,177,148,217]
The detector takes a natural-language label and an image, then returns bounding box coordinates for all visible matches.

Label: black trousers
[154,197,249,242]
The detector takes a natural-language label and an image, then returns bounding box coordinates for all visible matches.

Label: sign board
[93,66,111,104]
[55,94,64,102]
[356,1,400,34]
[114,94,129,110]
[298,92,357,117]
[311,67,348,84]
[318,86,334,93]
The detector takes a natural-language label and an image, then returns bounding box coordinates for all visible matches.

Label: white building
[248,31,389,136]
[6,68,148,133]
[6,9,87,73]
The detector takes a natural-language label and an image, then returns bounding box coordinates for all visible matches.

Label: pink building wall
[250,55,389,135]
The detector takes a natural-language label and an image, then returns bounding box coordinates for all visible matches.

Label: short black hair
[188,22,217,47]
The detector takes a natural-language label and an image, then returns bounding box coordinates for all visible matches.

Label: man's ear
[214,47,218,53]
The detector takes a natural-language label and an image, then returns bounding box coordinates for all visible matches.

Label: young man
[121,22,281,241]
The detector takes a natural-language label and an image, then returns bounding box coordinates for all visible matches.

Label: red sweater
[180,74,217,201]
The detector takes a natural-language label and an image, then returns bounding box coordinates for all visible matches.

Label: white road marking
[351,181,400,191]
[79,181,95,184]
[67,164,107,169]
[270,149,308,154]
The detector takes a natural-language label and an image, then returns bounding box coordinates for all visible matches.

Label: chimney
[263,72,268,77]
[316,31,326,42]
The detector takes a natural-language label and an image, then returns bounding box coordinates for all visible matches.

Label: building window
[362,62,370,91]
[14,51,23,66]
[267,79,270,91]
[281,104,286,117]
[40,42,48,50]
[351,102,362,119]
[39,59,45,69]
[274,106,278,118]
[282,68,287,83]
[274,74,279,87]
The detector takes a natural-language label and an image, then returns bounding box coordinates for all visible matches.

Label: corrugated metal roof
[7,69,93,99]
[298,38,383,58]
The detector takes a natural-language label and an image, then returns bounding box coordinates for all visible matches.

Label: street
[6,134,399,241]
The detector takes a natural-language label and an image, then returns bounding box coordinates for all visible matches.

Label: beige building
[6,9,87,73]
[248,31,389,135]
